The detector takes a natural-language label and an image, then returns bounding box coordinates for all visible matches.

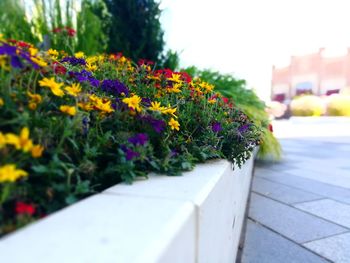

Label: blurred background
[159,0,350,118]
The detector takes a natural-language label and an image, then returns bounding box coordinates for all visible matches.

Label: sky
[159,0,350,101]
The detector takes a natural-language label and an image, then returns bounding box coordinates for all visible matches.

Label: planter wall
[0,156,255,263]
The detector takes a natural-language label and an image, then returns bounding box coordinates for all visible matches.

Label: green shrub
[104,0,164,62]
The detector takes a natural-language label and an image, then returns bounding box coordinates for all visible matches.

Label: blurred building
[271,48,350,102]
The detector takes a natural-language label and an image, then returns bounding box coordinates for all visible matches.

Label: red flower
[17,41,32,48]
[52,27,76,37]
[138,59,154,66]
[52,62,67,75]
[180,72,192,83]
[66,27,76,37]
[52,27,62,33]
[16,202,36,216]
[268,123,273,133]
[222,97,233,108]
[7,39,18,44]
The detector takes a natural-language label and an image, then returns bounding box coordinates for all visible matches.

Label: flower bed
[0,36,260,236]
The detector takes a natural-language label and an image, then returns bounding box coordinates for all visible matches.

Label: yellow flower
[31,56,48,67]
[0,33,4,41]
[60,105,77,116]
[122,95,142,112]
[27,92,42,110]
[28,102,38,110]
[208,99,216,104]
[0,97,4,107]
[119,56,127,63]
[168,118,180,131]
[169,83,182,93]
[88,95,114,114]
[39,77,64,97]
[86,56,98,64]
[27,92,42,103]
[161,105,177,118]
[65,83,82,97]
[78,102,93,111]
[199,82,214,93]
[0,132,6,149]
[0,55,10,71]
[31,144,44,158]
[95,100,114,114]
[29,47,38,56]
[5,127,33,152]
[75,52,85,58]
[86,62,97,72]
[167,73,182,83]
[147,75,161,81]
[47,49,59,59]
[0,164,28,183]
[149,101,165,112]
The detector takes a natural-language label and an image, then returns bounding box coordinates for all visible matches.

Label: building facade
[271,48,350,102]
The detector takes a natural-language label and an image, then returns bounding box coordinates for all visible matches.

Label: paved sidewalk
[241,120,350,263]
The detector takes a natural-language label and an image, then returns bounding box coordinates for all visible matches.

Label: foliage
[104,0,165,62]
[0,38,261,236]
[159,50,181,71]
[0,0,39,44]
[183,66,281,160]
[0,0,107,55]
[291,95,325,116]
[326,94,350,116]
[76,0,111,55]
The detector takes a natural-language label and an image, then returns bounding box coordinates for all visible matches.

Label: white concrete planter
[0,156,255,263]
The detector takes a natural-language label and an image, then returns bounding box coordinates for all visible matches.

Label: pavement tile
[249,193,347,243]
[286,168,350,189]
[241,220,329,263]
[252,177,322,204]
[256,169,350,205]
[294,199,350,229]
[304,232,350,263]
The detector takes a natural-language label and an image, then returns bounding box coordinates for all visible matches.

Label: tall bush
[76,0,111,55]
[104,0,164,62]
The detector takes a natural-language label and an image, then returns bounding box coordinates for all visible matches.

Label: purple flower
[121,146,140,160]
[128,133,149,146]
[140,115,166,133]
[89,78,100,87]
[10,56,22,68]
[101,79,129,96]
[211,122,222,133]
[0,44,17,55]
[61,56,86,66]
[141,98,151,107]
[238,124,250,134]
[170,149,178,157]
[70,70,99,87]
[0,44,39,69]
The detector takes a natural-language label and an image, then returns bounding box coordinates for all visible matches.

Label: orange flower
[31,145,44,158]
